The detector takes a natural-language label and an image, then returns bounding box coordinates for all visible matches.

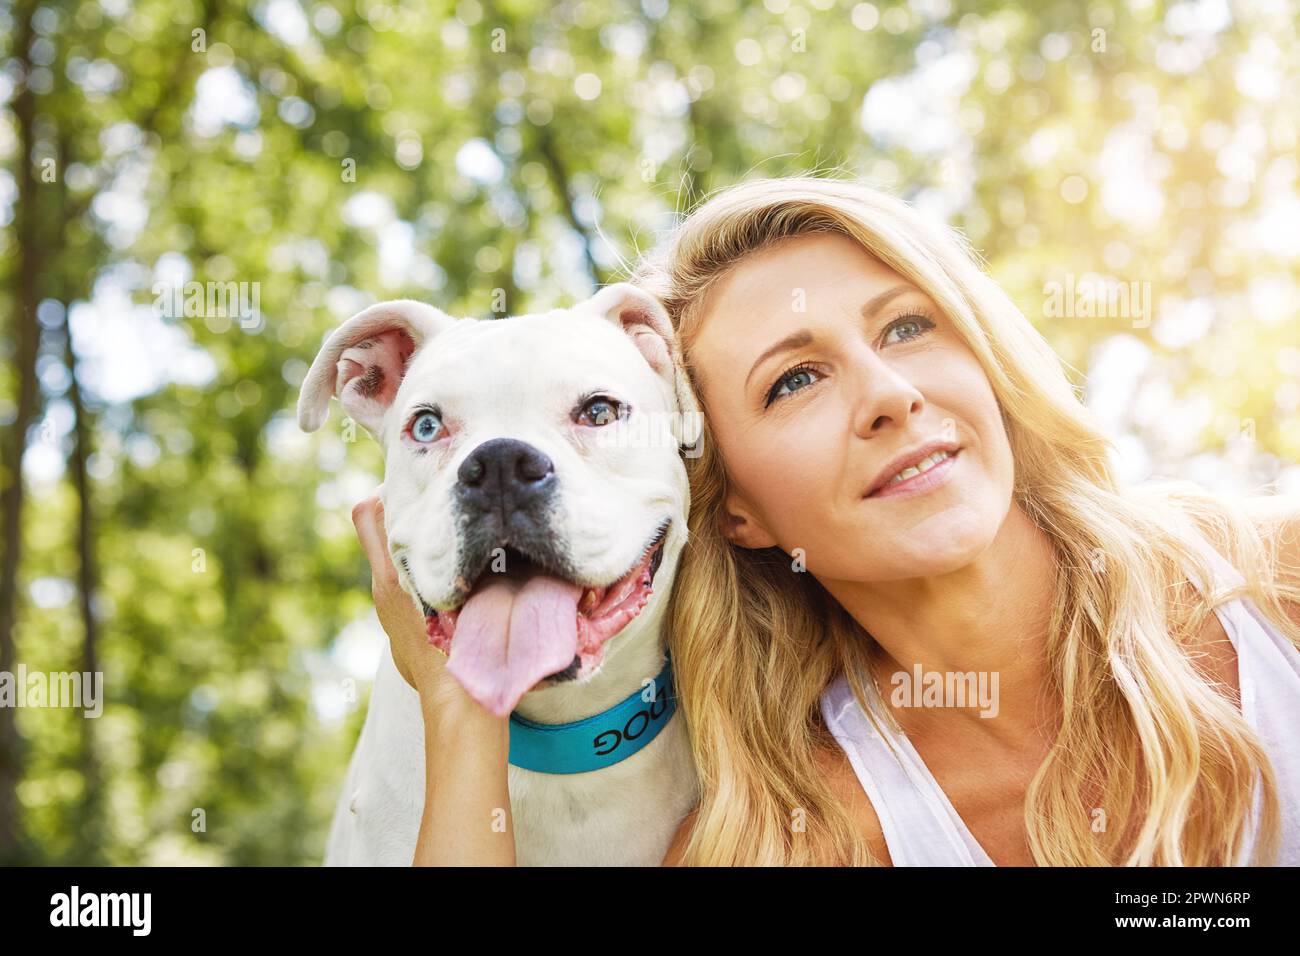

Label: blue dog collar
[508,655,677,775]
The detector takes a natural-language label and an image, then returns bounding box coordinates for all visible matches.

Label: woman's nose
[844,347,926,437]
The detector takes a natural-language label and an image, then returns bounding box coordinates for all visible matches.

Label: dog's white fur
[299,285,700,865]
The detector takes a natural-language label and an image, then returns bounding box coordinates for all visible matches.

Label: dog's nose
[456,438,556,516]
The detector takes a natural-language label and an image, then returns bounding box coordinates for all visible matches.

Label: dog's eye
[576,396,623,427]
[409,410,445,443]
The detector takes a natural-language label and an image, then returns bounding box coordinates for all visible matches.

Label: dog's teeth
[579,589,597,612]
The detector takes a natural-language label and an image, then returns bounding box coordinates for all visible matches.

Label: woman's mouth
[866,448,961,500]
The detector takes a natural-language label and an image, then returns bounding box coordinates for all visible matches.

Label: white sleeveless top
[819,535,1300,866]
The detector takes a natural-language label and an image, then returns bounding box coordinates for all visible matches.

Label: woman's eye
[766,365,821,407]
[410,410,444,442]
[881,314,936,346]
[577,396,623,427]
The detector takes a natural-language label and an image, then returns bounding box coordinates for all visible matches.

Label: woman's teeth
[883,449,952,488]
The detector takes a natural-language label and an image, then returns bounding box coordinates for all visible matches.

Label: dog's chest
[507,715,695,866]
[334,654,696,866]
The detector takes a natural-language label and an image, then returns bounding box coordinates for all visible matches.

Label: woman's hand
[351,488,456,700]
[352,488,517,865]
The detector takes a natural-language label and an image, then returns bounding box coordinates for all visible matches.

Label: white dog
[297,284,701,865]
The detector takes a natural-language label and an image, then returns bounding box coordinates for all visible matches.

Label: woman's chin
[872,527,992,576]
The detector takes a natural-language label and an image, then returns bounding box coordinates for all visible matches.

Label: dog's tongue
[445,574,583,717]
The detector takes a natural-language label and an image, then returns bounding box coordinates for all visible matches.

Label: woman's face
[689,231,1016,584]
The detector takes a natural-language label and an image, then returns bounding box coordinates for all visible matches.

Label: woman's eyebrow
[744,329,814,390]
[860,284,916,319]
[742,285,920,391]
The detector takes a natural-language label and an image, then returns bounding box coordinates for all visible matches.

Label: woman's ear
[720,490,778,550]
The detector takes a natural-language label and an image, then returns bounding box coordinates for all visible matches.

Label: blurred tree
[0,0,1295,864]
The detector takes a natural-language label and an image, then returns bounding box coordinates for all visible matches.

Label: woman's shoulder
[1186,492,1300,628]
[1241,493,1300,630]
[1240,492,1300,542]
[662,752,894,866]
[812,744,893,866]
[661,806,697,866]
[1182,597,1242,710]
[1162,490,1300,649]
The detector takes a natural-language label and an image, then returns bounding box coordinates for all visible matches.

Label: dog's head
[298,284,700,716]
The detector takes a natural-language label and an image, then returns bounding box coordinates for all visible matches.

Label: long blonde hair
[629,174,1300,866]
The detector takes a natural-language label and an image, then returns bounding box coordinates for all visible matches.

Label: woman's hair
[628,174,1300,866]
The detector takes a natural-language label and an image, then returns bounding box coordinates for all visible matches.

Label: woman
[629,175,1300,866]
[354,175,1300,866]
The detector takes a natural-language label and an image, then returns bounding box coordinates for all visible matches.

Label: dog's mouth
[418,518,671,717]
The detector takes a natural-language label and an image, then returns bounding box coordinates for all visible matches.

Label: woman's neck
[822,502,1061,748]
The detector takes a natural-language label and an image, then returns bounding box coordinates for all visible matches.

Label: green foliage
[1,0,1296,864]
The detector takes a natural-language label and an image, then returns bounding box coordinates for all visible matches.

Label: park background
[1,0,1298,864]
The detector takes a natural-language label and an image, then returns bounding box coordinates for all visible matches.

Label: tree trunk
[0,0,44,864]
[62,282,104,863]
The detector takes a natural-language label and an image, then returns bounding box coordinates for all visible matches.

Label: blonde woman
[627,175,1300,866]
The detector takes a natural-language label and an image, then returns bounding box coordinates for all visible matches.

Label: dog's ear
[583,282,702,453]
[297,299,458,437]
